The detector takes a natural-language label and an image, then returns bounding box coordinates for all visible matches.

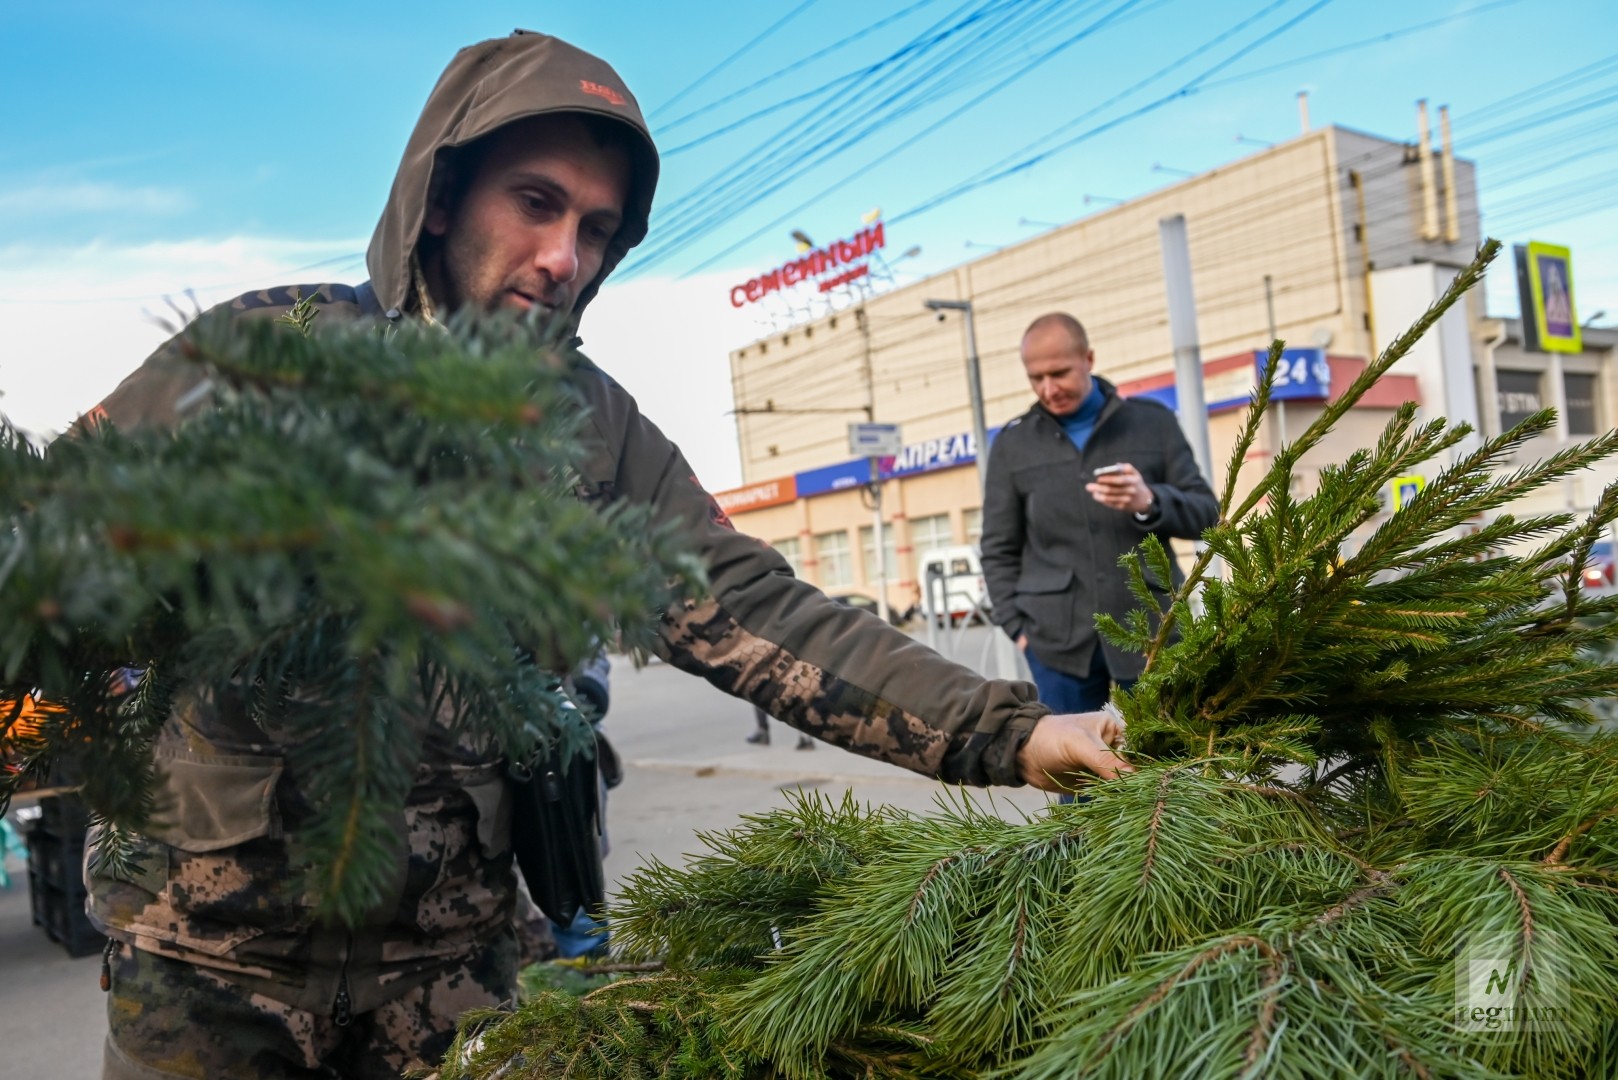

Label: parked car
[1581,540,1615,594]
[916,544,991,626]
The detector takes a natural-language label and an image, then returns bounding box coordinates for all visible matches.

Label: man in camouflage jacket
[86,31,1129,1080]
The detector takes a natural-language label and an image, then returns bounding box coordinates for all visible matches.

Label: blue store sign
[794,427,1004,498]
[1128,348,1330,414]
[1258,347,1331,401]
[790,350,1329,502]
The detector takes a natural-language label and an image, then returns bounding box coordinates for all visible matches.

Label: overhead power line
[647,0,1153,280]
[648,0,1540,285]
[646,0,1020,234]
[892,0,1339,225]
[892,0,1550,227]
[658,0,945,135]
[1193,0,1533,92]
[627,0,1087,275]
[649,0,823,121]
[662,0,1030,158]
[893,0,1298,225]
[665,0,1335,286]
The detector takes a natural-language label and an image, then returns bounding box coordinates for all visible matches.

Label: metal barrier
[920,564,1027,682]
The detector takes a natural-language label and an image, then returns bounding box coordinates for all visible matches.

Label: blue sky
[2,0,1614,486]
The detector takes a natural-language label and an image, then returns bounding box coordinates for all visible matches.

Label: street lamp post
[924,297,1022,681]
[923,299,990,498]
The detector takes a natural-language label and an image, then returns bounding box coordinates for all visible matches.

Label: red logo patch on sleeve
[74,404,110,433]
[692,476,735,531]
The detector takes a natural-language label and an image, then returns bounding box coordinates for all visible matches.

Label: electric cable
[650,0,824,121]
[642,0,1031,251]
[659,0,946,134]
[654,0,1160,280]
[892,0,1341,226]
[1192,0,1535,93]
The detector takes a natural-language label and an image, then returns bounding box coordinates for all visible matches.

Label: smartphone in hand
[1091,463,1127,477]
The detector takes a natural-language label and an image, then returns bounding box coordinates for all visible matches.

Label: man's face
[1020,323,1095,417]
[424,115,631,317]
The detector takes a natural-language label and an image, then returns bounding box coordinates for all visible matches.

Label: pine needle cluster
[444,241,1618,1078]
[0,307,700,923]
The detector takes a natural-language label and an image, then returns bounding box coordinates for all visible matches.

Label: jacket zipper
[332,933,354,1026]
[100,938,118,992]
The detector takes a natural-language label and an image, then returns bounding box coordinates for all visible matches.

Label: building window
[963,507,983,546]
[772,537,803,577]
[859,525,899,585]
[1496,369,1543,432]
[1564,372,1599,436]
[908,513,955,576]
[814,530,853,588]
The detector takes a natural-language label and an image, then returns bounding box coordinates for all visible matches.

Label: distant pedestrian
[981,313,1217,777]
[747,705,814,750]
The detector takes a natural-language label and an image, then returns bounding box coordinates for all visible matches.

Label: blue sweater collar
[1058,382,1105,426]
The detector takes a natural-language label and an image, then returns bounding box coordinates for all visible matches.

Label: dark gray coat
[980,377,1218,680]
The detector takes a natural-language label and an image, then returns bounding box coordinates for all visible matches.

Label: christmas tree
[0,302,699,924]
[441,240,1618,1079]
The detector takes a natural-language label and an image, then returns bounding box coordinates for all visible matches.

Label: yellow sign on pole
[1516,242,1581,354]
[1390,474,1426,511]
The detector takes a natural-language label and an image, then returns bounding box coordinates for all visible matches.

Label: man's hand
[1016,633,1028,652]
[1018,711,1133,790]
[1085,462,1154,514]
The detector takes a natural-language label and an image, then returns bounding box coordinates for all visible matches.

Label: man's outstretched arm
[574,362,1128,788]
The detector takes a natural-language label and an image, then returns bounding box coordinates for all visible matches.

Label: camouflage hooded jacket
[85,32,1050,1018]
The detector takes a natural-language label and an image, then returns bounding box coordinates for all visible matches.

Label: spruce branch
[1,310,700,921]
[1148,241,1501,659]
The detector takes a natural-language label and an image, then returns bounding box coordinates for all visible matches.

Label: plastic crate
[28,870,104,958]
[35,793,91,838]
[24,828,85,893]
[27,866,51,931]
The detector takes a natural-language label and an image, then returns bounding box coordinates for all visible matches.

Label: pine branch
[439,237,1618,1078]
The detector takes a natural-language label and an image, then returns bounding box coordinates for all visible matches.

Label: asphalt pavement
[0,622,1047,1076]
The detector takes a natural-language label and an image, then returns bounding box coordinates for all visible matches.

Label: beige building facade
[714,123,1617,607]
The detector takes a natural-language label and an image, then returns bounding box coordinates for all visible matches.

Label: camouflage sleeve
[571,361,1048,787]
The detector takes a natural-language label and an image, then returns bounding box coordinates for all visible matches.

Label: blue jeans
[1023,646,1132,803]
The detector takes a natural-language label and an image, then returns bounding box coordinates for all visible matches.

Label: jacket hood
[366,30,658,321]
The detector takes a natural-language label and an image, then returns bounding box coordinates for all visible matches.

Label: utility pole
[1159,214,1222,588]
[857,306,890,624]
[1264,273,1288,447]
[1158,216,1214,483]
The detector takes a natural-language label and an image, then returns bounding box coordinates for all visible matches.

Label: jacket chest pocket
[90,749,310,959]
[146,749,284,852]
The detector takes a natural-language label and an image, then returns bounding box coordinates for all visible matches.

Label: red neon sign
[729,222,886,308]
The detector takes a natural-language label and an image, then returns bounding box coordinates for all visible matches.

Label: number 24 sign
[1255,347,1331,401]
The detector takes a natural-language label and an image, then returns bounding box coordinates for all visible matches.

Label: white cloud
[580,272,765,492]
[0,181,192,218]
[0,236,366,436]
